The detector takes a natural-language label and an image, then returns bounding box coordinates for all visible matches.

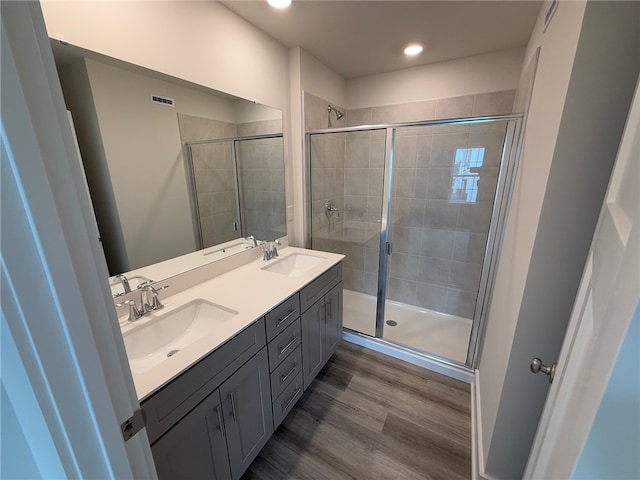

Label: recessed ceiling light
[403,43,424,56]
[267,0,291,8]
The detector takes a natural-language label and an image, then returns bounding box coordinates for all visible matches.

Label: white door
[2,2,156,477]
[524,78,640,478]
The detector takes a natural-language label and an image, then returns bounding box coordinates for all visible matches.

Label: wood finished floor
[241,342,472,480]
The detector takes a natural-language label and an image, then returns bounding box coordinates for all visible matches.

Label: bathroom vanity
[117,247,343,480]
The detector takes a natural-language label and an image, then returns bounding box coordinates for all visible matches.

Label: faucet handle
[140,284,169,311]
[148,285,169,310]
[116,299,142,322]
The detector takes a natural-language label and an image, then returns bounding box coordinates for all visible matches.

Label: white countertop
[109,237,259,296]
[120,246,344,401]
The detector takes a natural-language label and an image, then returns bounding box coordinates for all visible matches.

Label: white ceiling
[221,1,542,79]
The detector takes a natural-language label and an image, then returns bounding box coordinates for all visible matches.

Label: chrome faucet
[139,281,168,314]
[247,235,258,247]
[117,282,169,321]
[262,241,279,261]
[115,274,131,293]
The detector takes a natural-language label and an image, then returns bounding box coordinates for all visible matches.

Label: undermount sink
[261,253,325,277]
[123,299,238,373]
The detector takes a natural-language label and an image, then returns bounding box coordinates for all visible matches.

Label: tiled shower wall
[307,90,515,319]
[306,92,348,256]
[188,140,240,248]
[178,114,239,248]
[178,114,284,247]
[237,136,286,242]
[385,122,508,318]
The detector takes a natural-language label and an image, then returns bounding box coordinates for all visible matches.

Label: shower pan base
[343,289,472,364]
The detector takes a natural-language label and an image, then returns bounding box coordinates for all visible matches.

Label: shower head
[328,105,344,120]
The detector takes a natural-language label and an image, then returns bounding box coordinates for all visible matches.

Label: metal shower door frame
[185,133,283,249]
[307,114,523,370]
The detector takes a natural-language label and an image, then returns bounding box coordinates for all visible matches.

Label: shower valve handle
[325,200,339,219]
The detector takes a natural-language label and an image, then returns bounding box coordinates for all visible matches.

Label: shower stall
[186,134,285,249]
[307,116,522,368]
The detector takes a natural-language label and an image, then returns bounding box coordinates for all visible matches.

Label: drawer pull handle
[214,405,225,437]
[279,336,297,355]
[325,300,332,320]
[228,392,238,423]
[276,308,295,327]
[282,384,301,411]
[280,360,298,384]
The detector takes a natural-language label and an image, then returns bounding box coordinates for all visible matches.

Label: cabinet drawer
[267,319,301,371]
[300,263,342,312]
[272,371,303,429]
[269,345,302,401]
[264,293,300,342]
[143,319,266,445]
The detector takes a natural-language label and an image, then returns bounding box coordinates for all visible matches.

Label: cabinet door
[324,282,343,361]
[220,348,273,480]
[301,298,324,389]
[151,389,231,480]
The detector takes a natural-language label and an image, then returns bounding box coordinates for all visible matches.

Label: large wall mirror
[51,41,285,293]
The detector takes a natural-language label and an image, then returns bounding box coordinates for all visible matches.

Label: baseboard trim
[473,370,499,480]
[472,374,479,480]
[342,330,474,384]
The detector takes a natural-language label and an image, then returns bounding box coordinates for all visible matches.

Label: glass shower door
[235,136,286,241]
[308,128,387,337]
[381,120,512,364]
[187,141,241,249]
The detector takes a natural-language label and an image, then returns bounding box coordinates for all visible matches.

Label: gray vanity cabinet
[324,282,343,359]
[144,260,343,479]
[150,347,272,480]
[301,280,343,389]
[151,388,231,480]
[219,348,274,479]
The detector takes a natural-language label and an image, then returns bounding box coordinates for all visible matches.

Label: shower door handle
[385,242,393,255]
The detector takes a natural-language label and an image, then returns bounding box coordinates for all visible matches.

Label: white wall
[346,47,524,109]
[288,47,304,247]
[300,48,347,108]
[41,1,288,111]
[289,47,348,247]
[234,101,282,124]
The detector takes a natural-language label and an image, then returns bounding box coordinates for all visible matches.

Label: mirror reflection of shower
[186,134,286,250]
[327,104,344,127]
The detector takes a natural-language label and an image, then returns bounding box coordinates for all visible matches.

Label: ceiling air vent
[150,94,175,107]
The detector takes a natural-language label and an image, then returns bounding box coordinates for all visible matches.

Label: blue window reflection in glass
[450,147,485,203]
